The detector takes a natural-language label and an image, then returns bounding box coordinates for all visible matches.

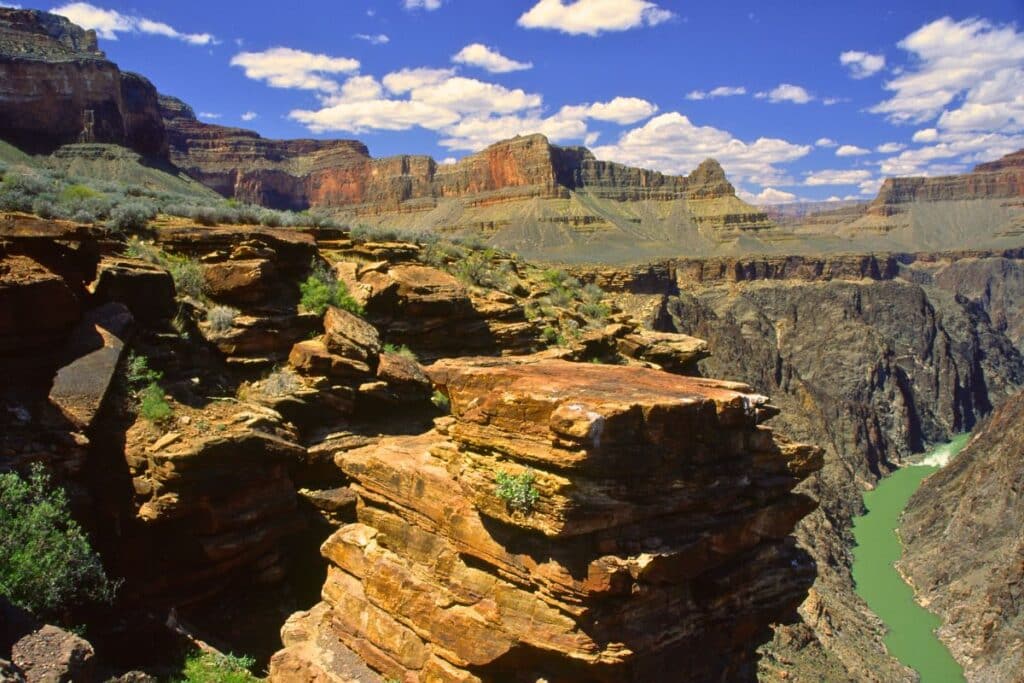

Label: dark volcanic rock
[900,391,1024,683]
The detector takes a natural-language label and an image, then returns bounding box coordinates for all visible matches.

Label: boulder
[323,306,380,365]
[201,259,276,304]
[89,257,175,324]
[11,625,95,683]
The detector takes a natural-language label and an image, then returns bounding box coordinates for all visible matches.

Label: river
[851,434,971,683]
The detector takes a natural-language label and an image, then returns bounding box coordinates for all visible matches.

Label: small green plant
[138,382,173,423]
[126,352,163,388]
[107,201,156,233]
[177,651,259,683]
[495,469,540,514]
[541,325,564,347]
[206,305,239,333]
[300,260,363,316]
[0,464,118,621]
[383,343,417,361]
[167,255,205,300]
[431,389,450,412]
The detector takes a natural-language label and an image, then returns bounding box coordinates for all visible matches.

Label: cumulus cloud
[912,128,938,142]
[870,17,1024,128]
[747,187,799,204]
[439,112,588,150]
[560,96,658,124]
[836,144,870,156]
[840,50,886,79]
[452,43,532,73]
[878,130,1024,176]
[198,112,222,119]
[803,169,874,186]
[51,2,215,44]
[382,67,456,94]
[591,112,811,186]
[685,86,746,101]
[230,47,359,93]
[876,142,906,153]
[755,83,814,104]
[241,111,258,122]
[355,33,390,45]
[815,137,837,148]
[403,0,441,9]
[518,0,673,36]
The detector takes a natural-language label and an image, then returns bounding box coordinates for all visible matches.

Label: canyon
[1,7,1024,682]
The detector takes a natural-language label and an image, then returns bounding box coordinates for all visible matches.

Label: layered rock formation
[900,392,1024,683]
[0,9,166,156]
[869,150,1024,215]
[572,250,1024,681]
[270,355,822,682]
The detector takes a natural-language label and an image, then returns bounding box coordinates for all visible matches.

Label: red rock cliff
[0,8,167,157]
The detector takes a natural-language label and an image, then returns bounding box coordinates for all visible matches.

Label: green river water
[851,434,971,683]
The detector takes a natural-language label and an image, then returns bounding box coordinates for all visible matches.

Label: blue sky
[12,0,1024,202]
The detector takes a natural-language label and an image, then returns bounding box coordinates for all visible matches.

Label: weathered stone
[89,257,175,323]
[11,625,95,683]
[289,340,372,381]
[202,259,276,304]
[323,306,380,364]
[48,303,132,429]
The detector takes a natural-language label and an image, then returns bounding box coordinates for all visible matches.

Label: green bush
[126,352,163,388]
[167,256,205,300]
[177,651,259,683]
[108,201,156,233]
[60,184,101,203]
[495,469,540,514]
[431,389,450,412]
[138,381,173,423]
[0,464,118,621]
[299,261,363,316]
[383,343,417,361]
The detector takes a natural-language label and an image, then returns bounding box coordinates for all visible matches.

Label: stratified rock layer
[900,391,1024,683]
[270,356,822,682]
[0,9,167,156]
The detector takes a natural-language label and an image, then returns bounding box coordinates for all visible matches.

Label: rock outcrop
[900,391,1024,683]
[869,149,1024,216]
[270,355,822,682]
[0,8,167,156]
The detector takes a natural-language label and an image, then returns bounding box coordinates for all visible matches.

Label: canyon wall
[901,390,1024,683]
[0,9,167,157]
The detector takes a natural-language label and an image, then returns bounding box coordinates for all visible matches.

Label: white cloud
[686,86,746,100]
[51,3,215,44]
[815,137,837,148]
[403,0,441,9]
[803,169,874,186]
[877,130,1024,176]
[755,83,814,104]
[560,96,658,124]
[198,112,222,119]
[518,0,673,36]
[836,144,870,157]
[355,33,390,45]
[241,111,258,122]
[404,77,542,115]
[870,17,1024,129]
[840,50,886,79]
[748,187,798,204]
[452,43,532,73]
[591,112,811,186]
[440,157,457,165]
[230,47,359,93]
[439,112,588,150]
[382,67,456,94]
[291,99,458,134]
[822,97,847,106]
[912,128,938,142]
[876,142,906,153]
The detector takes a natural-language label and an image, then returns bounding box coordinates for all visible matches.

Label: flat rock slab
[48,302,132,430]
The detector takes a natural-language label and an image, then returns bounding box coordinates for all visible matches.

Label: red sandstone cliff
[0,9,167,157]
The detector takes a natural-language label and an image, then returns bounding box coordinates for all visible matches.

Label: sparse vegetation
[176,651,259,683]
[0,464,118,621]
[431,389,450,412]
[206,305,239,333]
[383,343,418,361]
[300,260,363,316]
[166,255,205,300]
[126,351,163,388]
[138,382,173,423]
[107,201,157,233]
[495,469,541,514]
[260,367,303,396]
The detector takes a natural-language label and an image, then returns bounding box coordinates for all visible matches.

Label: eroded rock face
[0,9,167,156]
[900,391,1024,683]
[270,356,822,682]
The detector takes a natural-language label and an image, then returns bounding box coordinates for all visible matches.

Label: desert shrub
[495,469,540,514]
[547,286,575,308]
[59,184,100,203]
[108,201,156,233]
[431,389,450,412]
[167,256,204,300]
[1,171,51,195]
[383,343,417,361]
[125,352,163,388]
[72,209,97,224]
[0,187,33,212]
[0,464,118,621]
[31,198,59,219]
[236,206,262,225]
[581,283,605,305]
[259,210,283,228]
[177,651,259,683]
[206,305,239,333]
[138,382,172,423]
[542,268,570,288]
[191,206,220,226]
[124,237,163,263]
[541,325,563,346]
[260,367,303,396]
[580,300,611,321]
[299,261,363,316]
